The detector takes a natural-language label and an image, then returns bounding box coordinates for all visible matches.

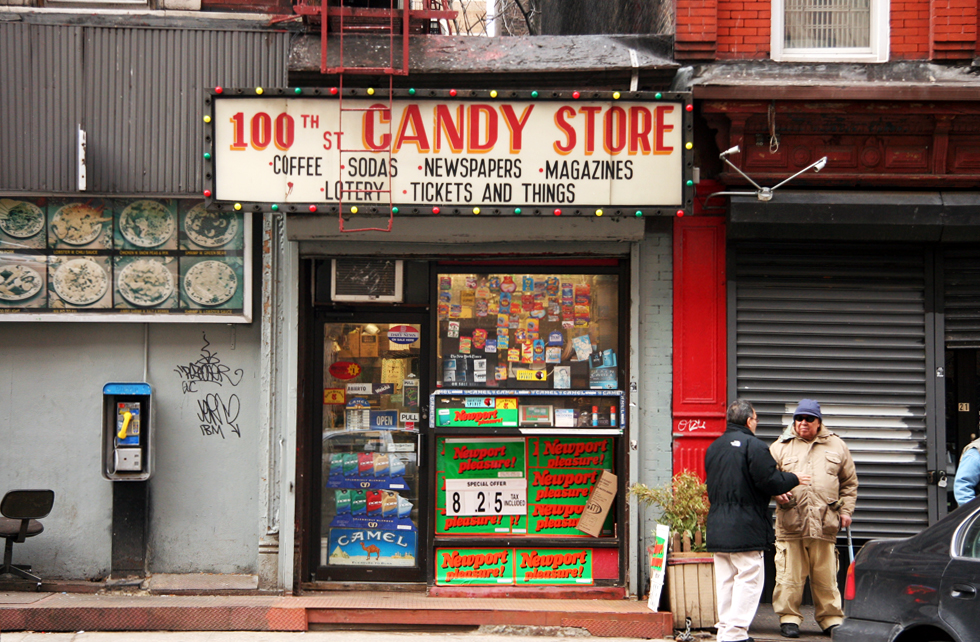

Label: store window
[771,0,889,63]
[435,271,620,391]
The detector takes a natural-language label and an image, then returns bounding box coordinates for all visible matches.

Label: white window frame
[771,0,889,63]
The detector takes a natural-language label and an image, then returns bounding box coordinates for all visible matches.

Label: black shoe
[822,624,839,636]
[780,623,800,638]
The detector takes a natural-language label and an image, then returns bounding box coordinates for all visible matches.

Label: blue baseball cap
[793,399,822,420]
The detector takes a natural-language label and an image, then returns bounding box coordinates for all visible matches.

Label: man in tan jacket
[770,399,857,638]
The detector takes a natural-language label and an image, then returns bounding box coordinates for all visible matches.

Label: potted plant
[631,471,716,630]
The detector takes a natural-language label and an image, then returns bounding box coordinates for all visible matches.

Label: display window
[429,389,624,587]
[435,271,620,390]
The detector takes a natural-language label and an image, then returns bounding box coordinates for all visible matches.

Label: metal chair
[0,489,55,590]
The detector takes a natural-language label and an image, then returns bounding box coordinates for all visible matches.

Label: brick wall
[635,220,674,593]
[893,0,931,58]
[929,0,978,59]
[675,0,978,61]
[717,0,772,59]
[676,0,719,59]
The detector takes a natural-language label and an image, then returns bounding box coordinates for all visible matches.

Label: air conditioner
[331,259,404,302]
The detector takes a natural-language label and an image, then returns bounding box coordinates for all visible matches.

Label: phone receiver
[117,411,132,440]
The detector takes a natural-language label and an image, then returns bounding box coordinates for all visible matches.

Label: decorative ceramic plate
[0,264,43,302]
[184,260,238,306]
[52,203,109,246]
[118,258,174,307]
[184,204,239,248]
[0,200,45,239]
[119,200,175,248]
[53,258,108,306]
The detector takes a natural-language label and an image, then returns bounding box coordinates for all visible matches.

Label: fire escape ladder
[286,1,457,231]
[320,0,412,76]
[337,74,395,233]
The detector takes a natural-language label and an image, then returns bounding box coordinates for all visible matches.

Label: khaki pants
[714,550,765,642]
[772,539,844,630]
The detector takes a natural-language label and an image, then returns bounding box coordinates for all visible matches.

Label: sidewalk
[0,589,829,641]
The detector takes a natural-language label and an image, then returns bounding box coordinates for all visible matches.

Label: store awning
[728,191,980,242]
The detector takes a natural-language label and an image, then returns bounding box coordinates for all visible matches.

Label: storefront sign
[435,436,615,536]
[327,528,417,567]
[323,388,345,404]
[516,369,548,381]
[527,438,615,536]
[346,382,394,395]
[369,410,399,430]
[329,361,362,380]
[208,95,686,211]
[436,406,519,427]
[436,548,513,585]
[528,436,613,469]
[387,325,420,344]
[436,437,526,534]
[435,547,594,586]
[438,438,526,478]
[444,478,527,516]
[0,198,251,323]
[515,548,593,585]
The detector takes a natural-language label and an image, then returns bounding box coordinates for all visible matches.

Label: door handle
[951,584,977,599]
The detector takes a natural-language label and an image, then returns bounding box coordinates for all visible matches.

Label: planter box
[666,552,717,630]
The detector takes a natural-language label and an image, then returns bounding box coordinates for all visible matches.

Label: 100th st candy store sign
[207,92,687,212]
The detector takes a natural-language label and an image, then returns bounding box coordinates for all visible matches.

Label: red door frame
[672,216,727,479]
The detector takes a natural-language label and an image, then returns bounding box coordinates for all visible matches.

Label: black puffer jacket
[705,423,800,553]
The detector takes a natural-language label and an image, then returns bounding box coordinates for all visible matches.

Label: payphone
[102,382,153,481]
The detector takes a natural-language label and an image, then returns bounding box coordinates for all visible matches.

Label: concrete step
[0,591,671,639]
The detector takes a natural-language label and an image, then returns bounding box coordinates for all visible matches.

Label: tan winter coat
[769,425,858,542]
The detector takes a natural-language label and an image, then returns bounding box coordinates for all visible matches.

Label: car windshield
[955,509,980,559]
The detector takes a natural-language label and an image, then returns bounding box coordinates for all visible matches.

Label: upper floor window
[771,0,889,62]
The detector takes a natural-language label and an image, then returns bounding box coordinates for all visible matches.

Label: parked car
[835,497,980,642]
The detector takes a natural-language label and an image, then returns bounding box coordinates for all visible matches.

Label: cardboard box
[576,469,618,537]
[359,331,379,358]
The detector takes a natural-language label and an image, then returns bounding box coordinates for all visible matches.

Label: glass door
[315,314,427,582]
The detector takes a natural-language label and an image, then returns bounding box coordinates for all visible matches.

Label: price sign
[445,479,527,516]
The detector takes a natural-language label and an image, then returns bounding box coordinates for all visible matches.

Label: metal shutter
[944,247,980,349]
[733,243,929,539]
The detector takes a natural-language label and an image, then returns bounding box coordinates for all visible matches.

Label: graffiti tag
[675,419,708,432]
[197,393,242,439]
[175,332,244,394]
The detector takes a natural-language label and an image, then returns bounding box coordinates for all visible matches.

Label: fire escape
[291,0,457,232]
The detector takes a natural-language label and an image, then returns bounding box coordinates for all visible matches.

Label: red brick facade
[930,0,979,58]
[675,0,979,61]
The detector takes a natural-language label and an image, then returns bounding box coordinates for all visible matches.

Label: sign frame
[203,89,694,218]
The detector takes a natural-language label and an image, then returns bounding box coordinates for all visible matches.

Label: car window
[957,512,980,559]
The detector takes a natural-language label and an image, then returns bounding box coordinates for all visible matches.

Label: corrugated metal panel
[1,23,289,194]
[0,23,83,192]
[84,27,289,194]
[734,244,929,539]
[944,247,980,348]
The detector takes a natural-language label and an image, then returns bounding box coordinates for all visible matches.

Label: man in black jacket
[705,399,810,642]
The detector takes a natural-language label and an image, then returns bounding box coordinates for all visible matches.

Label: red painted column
[672,216,727,479]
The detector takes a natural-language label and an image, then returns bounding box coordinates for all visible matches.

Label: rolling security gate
[944,247,980,348]
[732,243,931,539]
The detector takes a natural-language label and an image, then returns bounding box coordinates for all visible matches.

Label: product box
[576,470,618,537]
[359,331,379,358]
